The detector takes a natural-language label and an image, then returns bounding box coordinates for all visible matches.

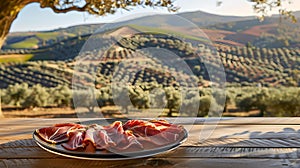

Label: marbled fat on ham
[84,124,116,150]
[36,123,83,144]
[123,119,183,146]
[61,130,86,150]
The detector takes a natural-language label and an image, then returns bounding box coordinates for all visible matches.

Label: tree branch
[249,0,297,22]
[51,4,89,13]
[40,0,178,15]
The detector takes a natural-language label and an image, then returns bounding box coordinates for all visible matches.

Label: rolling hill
[3,10,300,51]
[0,10,299,88]
[3,24,103,49]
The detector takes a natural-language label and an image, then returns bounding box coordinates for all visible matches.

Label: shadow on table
[216,127,300,147]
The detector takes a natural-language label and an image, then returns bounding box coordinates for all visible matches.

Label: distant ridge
[3,10,300,49]
[177,10,254,26]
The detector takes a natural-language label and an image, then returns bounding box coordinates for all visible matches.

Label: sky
[10,0,300,32]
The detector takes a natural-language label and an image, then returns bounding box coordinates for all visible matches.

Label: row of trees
[71,83,224,117]
[1,83,72,108]
[1,83,222,117]
[229,87,300,117]
[0,62,71,89]
[218,46,300,86]
[1,83,300,117]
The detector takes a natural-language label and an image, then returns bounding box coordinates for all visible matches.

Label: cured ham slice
[123,119,178,136]
[84,124,116,150]
[36,123,82,144]
[118,130,143,150]
[83,121,143,151]
[123,119,183,146]
[123,120,162,136]
[151,120,184,134]
[107,129,143,151]
[104,121,126,145]
[149,119,183,130]
[61,129,86,150]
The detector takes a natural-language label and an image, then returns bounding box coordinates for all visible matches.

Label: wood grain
[0,158,300,168]
[1,118,300,168]
[1,139,300,159]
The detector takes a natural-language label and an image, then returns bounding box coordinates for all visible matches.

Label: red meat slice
[104,121,143,151]
[123,120,149,131]
[36,123,82,144]
[83,121,143,152]
[110,130,143,151]
[123,120,170,136]
[84,124,116,150]
[149,119,172,126]
[104,121,125,144]
[61,130,86,150]
[121,130,143,150]
[123,120,184,147]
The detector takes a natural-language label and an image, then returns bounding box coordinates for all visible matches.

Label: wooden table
[1,117,300,168]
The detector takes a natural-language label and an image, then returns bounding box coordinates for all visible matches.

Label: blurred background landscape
[1,8,300,118]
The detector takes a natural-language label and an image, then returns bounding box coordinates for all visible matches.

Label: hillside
[3,24,102,49]
[207,18,300,48]
[0,30,299,89]
[1,10,252,50]
[0,10,299,88]
[3,10,300,51]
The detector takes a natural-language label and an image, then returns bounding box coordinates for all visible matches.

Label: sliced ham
[123,119,183,147]
[112,130,143,151]
[83,121,144,152]
[123,120,171,136]
[123,120,161,136]
[36,123,83,144]
[84,124,116,150]
[104,121,126,145]
[61,129,86,150]
[123,120,150,131]
[149,119,172,127]
[124,130,143,149]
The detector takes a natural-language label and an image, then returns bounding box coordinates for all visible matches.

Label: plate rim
[33,119,188,160]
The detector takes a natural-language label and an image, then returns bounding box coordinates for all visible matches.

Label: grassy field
[35,32,76,40]
[7,37,39,49]
[0,54,34,63]
[129,24,211,43]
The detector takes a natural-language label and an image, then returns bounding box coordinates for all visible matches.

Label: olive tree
[51,85,72,107]
[22,84,50,108]
[164,87,181,117]
[2,83,30,107]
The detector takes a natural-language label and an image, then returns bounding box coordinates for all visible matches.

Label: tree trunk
[0,0,39,116]
[0,37,5,50]
[0,0,37,49]
[167,109,172,117]
[0,90,3,118]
